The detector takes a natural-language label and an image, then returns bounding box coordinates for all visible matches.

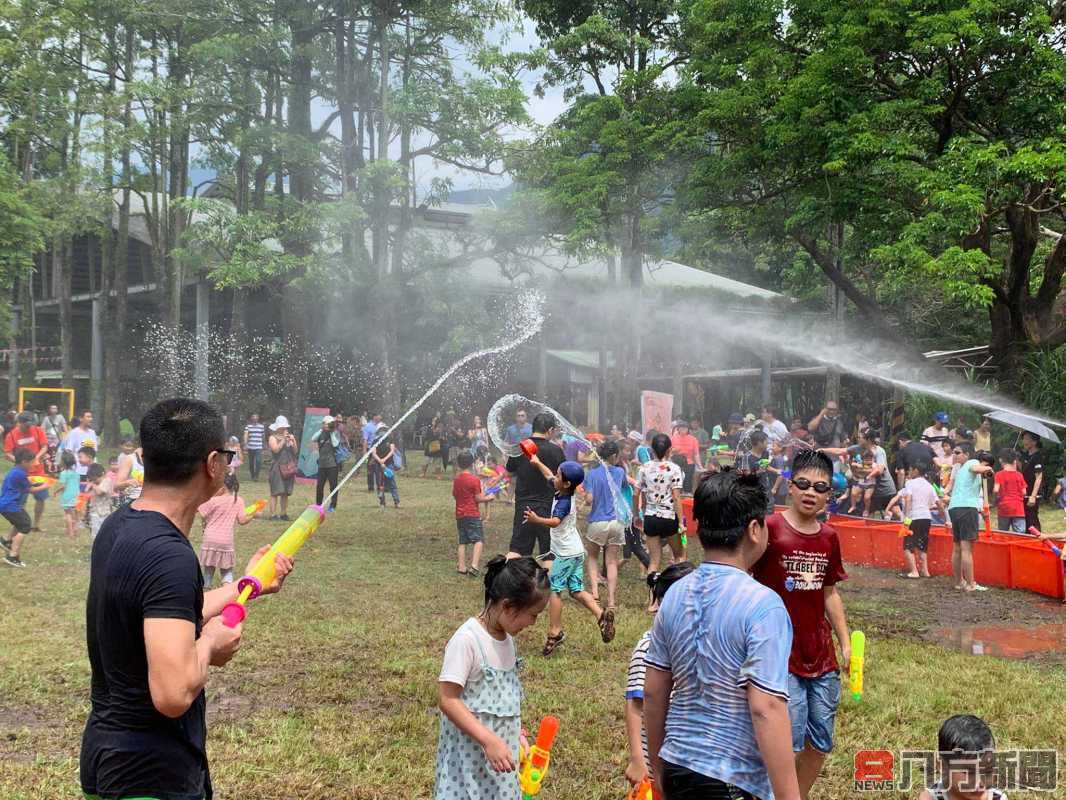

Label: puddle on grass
[934,623,1066,659]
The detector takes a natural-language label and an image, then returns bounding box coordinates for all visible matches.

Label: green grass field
[1,463,1065,799]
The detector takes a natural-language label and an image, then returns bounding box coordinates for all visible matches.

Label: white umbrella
[983,411,1061,445]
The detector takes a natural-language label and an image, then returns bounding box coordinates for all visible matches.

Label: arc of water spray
[324,295,546,503]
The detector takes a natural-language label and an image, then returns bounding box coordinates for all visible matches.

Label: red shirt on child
[752,513,848,677]
[994,469,1027,518]
[452,471,481,519]
[671,433,701,466]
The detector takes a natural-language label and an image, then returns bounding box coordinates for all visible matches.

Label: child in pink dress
[198,473,260,586]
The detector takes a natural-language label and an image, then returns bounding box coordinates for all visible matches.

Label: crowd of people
[0,393,1046,800]
[435,401,1020,800]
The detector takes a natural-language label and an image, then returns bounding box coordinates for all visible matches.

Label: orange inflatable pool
[678,498,1065,600]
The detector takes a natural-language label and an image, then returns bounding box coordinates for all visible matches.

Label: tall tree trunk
[92,28,118,420]
[104,25,134,441]
[165,29,189,328]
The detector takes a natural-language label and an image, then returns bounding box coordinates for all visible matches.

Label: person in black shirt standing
[506,411,564,558]
[81,398,294,800]
[1019,431,1045,532]
[894,432,937,488]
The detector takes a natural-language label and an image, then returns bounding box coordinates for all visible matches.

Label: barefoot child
[522,456,616,655]
[58,450,81,539]
[918,714,1007,800]
[435,556,550,800]
[453,452,496,577]
[886,462,943,579]
[623,562,694,790]
[197,473,259,586]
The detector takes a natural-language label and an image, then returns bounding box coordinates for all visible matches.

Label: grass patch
[0,463,1064,799]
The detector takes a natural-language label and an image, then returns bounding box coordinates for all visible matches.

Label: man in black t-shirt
[81,398,294,800]
[894,432,937,487]
[506,411,564,557]
[1019,432,1045,532]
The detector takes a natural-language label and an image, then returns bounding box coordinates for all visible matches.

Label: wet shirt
[81,505,210,800]
[902,477,938,521]
[645,563,792,799]
[584,463,626,523]
[506,438,563,507]
[752,513,847,677]
[549,493,583,557]
[948,460,984,510]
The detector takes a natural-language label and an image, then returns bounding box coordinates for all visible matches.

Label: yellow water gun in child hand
[519,716,559,799]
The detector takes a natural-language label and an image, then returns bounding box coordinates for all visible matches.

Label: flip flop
[898,572,921,579]
[542,631,566,657]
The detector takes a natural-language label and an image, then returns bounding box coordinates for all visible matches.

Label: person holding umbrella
[983,411,1064,533]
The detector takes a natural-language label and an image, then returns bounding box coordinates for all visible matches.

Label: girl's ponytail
[484,555,549,611]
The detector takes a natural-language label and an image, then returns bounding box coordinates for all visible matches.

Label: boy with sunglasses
[752,449,850,800]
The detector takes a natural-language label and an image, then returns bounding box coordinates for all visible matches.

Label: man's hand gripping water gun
[519,716,559,799]
[221,505,320,627]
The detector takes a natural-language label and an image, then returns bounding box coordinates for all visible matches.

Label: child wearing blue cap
[523,455,617,656]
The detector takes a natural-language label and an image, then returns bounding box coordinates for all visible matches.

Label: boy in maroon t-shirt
[752,448,851,800]
[451,451,495,576]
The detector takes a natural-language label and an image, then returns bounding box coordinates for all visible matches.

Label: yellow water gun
[243,499,267,517]
[519,715,559,799]
[849,630,866,701]
[221,504,325,627]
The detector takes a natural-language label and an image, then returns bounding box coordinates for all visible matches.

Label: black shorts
[510,502,551,556]
[661,760,756,800]
[643,515,679,538]
[949,507,980,542]
[1,509,32,534]
[903,519,931,552]
[869,493,893,514]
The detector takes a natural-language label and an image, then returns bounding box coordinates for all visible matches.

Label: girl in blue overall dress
[435,556,550,800]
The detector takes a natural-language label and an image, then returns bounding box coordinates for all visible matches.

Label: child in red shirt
[993,449,1028,534]
[752,448,850,800]
[452,452,496,577]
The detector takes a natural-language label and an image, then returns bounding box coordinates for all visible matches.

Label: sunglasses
[213,448,238,464]
[791,477,832,494]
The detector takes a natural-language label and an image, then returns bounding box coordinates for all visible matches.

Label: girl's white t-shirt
[902,477,938,520]
[439,617,517,687]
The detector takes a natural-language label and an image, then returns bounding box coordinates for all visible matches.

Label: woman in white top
[636,433,685,590]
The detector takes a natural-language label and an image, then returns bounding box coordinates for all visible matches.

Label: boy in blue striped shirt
[644,470,799,800]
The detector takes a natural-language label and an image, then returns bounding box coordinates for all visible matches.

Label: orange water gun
[75,492,91,513]
[518,716,559,799]
[243,499,267,517]
[627,777,662,800]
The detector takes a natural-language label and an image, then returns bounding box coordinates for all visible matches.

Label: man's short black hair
[531,412,557,434]
[457,451,474,469]
[141,398,226,485]
[693,470,768,551]
[791,449,834,479]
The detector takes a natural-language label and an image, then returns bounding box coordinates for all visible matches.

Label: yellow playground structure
[18,386,75,421]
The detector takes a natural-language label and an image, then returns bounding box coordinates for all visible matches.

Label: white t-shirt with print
[439,617,517,688]
[638,461,683,519]
[549,493,584,558]
[63,426,100,475]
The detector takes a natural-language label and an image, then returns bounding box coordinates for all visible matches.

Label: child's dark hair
[78,446,97,461]
[483,555,549,609]
[956,441,974,457]
[651,433,671,459]
[748,430,768,448]
[791,449,834,479]
[11,447,33,464]
[457,451,474,469]
[937,714,995,768]
[597,440,619,461]
[224,472,239,501]
[998,448,1017,465]
[86,463,106,480]
[646,561,695,603]
[976,450,994,466]
[60,450,76,469]
[693,470,768,550]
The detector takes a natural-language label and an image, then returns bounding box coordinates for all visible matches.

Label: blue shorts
[456,517,483,544]
[788,671,841,753]
[548,554,585,594]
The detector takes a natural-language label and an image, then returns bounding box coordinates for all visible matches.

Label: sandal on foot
[598,608,616,643]
[898,572,921,579]
[468,566,480,577]
[542,631,566,657]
